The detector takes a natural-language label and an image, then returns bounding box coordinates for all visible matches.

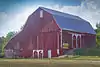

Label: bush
[0,53,4,58]
[74,48,100,56]
[74,48,86,55]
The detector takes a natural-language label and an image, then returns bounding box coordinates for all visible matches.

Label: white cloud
[45,0,100,29]
[0,6,36,36]
[0,0,100,36]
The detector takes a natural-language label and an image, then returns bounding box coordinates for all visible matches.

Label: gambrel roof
[40,7,96,34]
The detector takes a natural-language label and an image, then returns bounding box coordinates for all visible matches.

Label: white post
[48,50,51,58]
[32,50,34,58]
[57,32,59,55]
[37,50,39,59]
[75,34,79,48]
[42,50,43,59]
[60,30,62,48]
[57,49,59,55]
[72,34,74,48]
[80,35,81,48]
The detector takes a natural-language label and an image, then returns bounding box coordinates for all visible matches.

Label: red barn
[4,7,96,58]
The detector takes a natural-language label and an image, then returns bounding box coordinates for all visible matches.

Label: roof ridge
[40,7,81,20]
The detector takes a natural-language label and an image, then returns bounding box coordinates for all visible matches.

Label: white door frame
[72,34,81,48]
[33,50,43,59]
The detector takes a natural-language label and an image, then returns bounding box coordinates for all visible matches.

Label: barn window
[40,10,43,18]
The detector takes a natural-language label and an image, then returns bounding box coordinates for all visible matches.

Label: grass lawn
[0,56,100,67]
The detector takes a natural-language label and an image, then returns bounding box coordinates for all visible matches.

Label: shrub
[74,48,100,56]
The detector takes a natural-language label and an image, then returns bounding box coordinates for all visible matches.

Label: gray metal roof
[40,7,96,34]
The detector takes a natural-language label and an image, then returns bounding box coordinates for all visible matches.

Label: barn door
[39,50,43,59]
[34,51,38,58]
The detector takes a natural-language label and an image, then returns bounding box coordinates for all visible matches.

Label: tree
[0,36,6,56]
[6,31,15,39]
[95,23,100,48]
[3,31,16,48]
[0,31,16,56]
[0,37,3,53]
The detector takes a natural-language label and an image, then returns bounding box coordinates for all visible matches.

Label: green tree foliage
[2,32,15,49]
[0,37,6,56]
[0,31,16,56]
[95,23,100,48]
[0,37,3,53]
[6,32,15,40]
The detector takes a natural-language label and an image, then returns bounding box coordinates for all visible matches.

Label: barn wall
[5,8,43,58]
[62,30,96,49]
[84,34,96,48]
[62,30,72,49]
[38,32,61,57]
[32,8,61,57]
[18,8,61,58]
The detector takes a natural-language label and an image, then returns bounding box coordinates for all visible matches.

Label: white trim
[32,50,34,58]
[37,50,39,59]
[57,32,60,55]
[57,49,59,55]
[32,50,43,59]
[72,34,82,48]
[41,50,43,59]
[76,34,78,48]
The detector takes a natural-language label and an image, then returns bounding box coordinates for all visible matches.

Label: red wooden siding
[21,8,61,57]
[62,30,96,50]
[62,30,72,49]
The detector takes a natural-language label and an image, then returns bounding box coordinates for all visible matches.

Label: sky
[0,0,100,37]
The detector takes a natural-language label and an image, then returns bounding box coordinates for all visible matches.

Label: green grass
[60,56,100,60]
[0,57,100,67]
[53,55,100,60]
[72,56,100,60]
